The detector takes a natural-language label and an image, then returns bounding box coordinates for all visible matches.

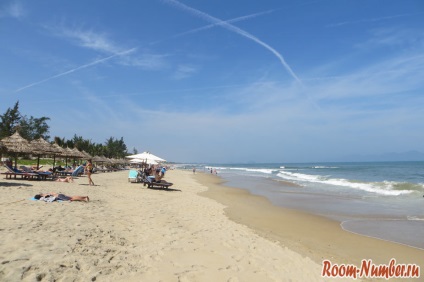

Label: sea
[178,161,424,250]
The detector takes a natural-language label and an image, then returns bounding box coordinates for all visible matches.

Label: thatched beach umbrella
[81,150,92,159]
[51,143,68,167]
[71,147,86,159]
[51,146,77,167]
[30,137,61,169]
[92,155,104,163]
[62,147,83,167]
[0,132,33,169]
[92,155,110,168]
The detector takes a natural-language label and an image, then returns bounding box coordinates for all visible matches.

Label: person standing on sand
[85,159,95,186]
[193,167,196,174]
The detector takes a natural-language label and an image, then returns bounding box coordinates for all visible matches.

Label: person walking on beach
[85,159,95,186]
[193,167,196,174]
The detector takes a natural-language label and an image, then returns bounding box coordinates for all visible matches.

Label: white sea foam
[276,171,415,196]
[312,166,339,169]
[227,167,277,174]
[407,216,424,221]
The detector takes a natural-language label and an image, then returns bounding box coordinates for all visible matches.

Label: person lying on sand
[54,176,74,183]
[34,193,89,202]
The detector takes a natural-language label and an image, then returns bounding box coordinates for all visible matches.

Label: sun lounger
[20,166,54,180]
[128,170,140,183]
[2,165,39,180]
[71,165,84,177]
[55,170,73,176]
[54,165,84,177]
[143,177,173,189]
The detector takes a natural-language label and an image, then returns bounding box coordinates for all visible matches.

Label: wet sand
[196,172,423,280]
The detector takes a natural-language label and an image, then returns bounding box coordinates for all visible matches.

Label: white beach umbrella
[145,159,158,165]
[126,151,166,162]
[129,158,158,165]
[129,158,144,163]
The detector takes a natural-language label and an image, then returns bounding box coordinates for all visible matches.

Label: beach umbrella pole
[14,155,18,170]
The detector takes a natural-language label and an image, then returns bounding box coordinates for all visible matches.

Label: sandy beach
[1,168,330,281]
[0,168,421,281]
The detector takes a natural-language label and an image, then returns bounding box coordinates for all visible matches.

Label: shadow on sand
[147,187,182,192]
[0,182,33,187]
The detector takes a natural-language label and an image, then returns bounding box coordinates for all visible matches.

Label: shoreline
[195,171,424,270]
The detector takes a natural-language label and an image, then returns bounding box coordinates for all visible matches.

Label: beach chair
[55,169,73,177]
[71,165,84,177]
[143,177,173,189]
[1,165,38,180]
[20,166,54,180]
[128,170,140,183]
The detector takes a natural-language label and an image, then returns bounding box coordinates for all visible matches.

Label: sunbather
[5,159,13,168]
[154,169,163,182]
[34,193,89,202]
[55,176,74,183]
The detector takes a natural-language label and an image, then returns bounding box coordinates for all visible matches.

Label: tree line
[0,101,134,159]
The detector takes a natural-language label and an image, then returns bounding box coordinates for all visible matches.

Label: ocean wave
[206,166,229,170]
[312,166,339,169]
[226,167,277,174]
[276,171,419,196]
[407,216,424,221]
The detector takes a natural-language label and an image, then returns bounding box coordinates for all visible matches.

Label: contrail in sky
[14,5,287,92]
[14,48,137,93]
[162,0,301,83]
[148,9,274,46]
[174,9,275,37]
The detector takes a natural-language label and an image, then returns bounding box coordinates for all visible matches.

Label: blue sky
[1,0,423,163]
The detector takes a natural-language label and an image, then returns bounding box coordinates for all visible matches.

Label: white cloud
[356,27,424,50]
[0,1,25,19]
[327,13,422,28]
[53,27,122,54]
[172,64,198,80]
[118,53,169,70]
[48,25,170,70]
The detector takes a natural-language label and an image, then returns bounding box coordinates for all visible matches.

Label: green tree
[71,134,91,152]
[0,101,21,139]
[53,136,65,146]
[104,137,127,158]
[51,135,128,159]
[18,115,51,141]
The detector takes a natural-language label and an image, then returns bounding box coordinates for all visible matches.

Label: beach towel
[30,197,62,202]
